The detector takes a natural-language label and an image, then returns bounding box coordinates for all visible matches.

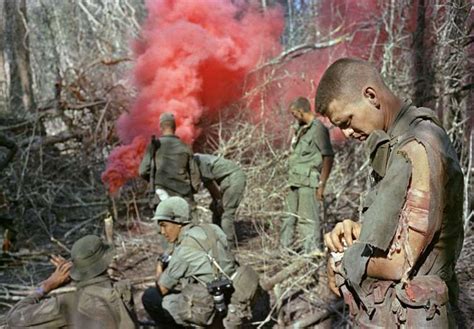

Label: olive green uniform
[194,154,247,246]
[338,102,464,327]
[139,135,200,201]
[6,276,136,328]
[280,119,334,252]
[157,224,259,327]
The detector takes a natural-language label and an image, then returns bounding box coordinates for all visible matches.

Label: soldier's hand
[327,258,341,297]
[42,261,72,293]
[316,186,324,201]
[156,262,163,278]
[50,255,67,268]
[324,219,361,252]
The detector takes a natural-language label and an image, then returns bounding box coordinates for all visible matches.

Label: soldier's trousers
[217,171,246,247]
[280,186,321,253]
[142,284,214,327]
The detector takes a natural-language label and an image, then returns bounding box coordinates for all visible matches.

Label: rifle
[148,135,160,209]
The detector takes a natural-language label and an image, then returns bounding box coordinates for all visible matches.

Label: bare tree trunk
[4,0,35,117]
[412,0,434,107]
[0,0,7,115]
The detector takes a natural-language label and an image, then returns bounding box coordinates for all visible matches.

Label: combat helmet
[152,196,191,224]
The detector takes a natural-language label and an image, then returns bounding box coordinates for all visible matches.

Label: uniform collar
[76,275,111,288]
[176,224,193,245]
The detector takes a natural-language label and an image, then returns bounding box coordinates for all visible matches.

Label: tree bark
[4,0,35,117]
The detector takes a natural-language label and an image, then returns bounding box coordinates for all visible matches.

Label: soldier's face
[326,96,384,141]
[290,108,305,124]
[159,221,182,243]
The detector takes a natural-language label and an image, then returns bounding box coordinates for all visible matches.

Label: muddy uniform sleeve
[313,121,334,156]
[6,292,67,327]
[139,142,154,180]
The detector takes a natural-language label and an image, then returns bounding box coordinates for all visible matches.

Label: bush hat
[70,235,114,281]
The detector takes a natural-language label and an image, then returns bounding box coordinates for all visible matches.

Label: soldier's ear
[364,87,380,109]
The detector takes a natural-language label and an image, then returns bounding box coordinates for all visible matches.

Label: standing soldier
[142,197,260,328]
[280,97,334,253]
[139,112,200,210]
[193,153,246,247]
[318,58,464,327]
[6,235,136,328]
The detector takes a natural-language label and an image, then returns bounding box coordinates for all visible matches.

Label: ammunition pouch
[179,283,215,326]
[393,275,449,325]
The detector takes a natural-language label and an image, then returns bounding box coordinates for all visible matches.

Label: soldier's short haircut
[290,97,311,113]
[315,58,386,115]
[160,120,176,131]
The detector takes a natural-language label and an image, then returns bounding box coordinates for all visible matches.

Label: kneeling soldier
[7,235,136,328]
[142,197,259,328]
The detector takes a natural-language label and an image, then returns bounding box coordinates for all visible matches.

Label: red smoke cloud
[102,0,283,193]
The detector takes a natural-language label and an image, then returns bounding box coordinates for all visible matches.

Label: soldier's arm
[189,153,201,193]
[157,251,188,295]
[138,142,153,180]
[7,259,71,326]
[204,180,222,200]
[319,156,334,188]
[366,141,430,280]
[313,122,335,198]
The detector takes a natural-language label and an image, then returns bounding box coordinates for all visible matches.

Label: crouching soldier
[6,235,136,328]
[194,153,247,247]
[142,197,260,328]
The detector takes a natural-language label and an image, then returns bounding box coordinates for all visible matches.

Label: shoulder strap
[183,224,230,279]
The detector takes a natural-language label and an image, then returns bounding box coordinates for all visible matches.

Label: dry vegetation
[0,0,472,328]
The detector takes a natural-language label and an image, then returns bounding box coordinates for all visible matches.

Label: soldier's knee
[142,287,162,309]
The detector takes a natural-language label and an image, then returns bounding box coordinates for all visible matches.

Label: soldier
[142,197,260,328]
[318,58,464,327]
[193,153,247,247]
[280,97,334,253]
[139,112,200,209]
[6,235,136,328]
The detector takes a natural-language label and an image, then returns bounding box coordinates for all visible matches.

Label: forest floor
[0,190,472,327]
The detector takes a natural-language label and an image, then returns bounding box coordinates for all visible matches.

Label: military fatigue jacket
[159,224,237,290]
[194,154,241,183]
[341,101,464,319]
[6,276,136,328]
[139,135,200,197]
[288,119,334,188]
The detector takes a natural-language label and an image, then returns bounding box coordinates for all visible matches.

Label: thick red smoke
[102,0,283,193]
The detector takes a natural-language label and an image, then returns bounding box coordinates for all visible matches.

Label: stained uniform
[280,119,334,252]
[6,235,136,328]
[142,197,260,328]
[194,153,247,246]
[337,101,464,327]
[139,135,200,202]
